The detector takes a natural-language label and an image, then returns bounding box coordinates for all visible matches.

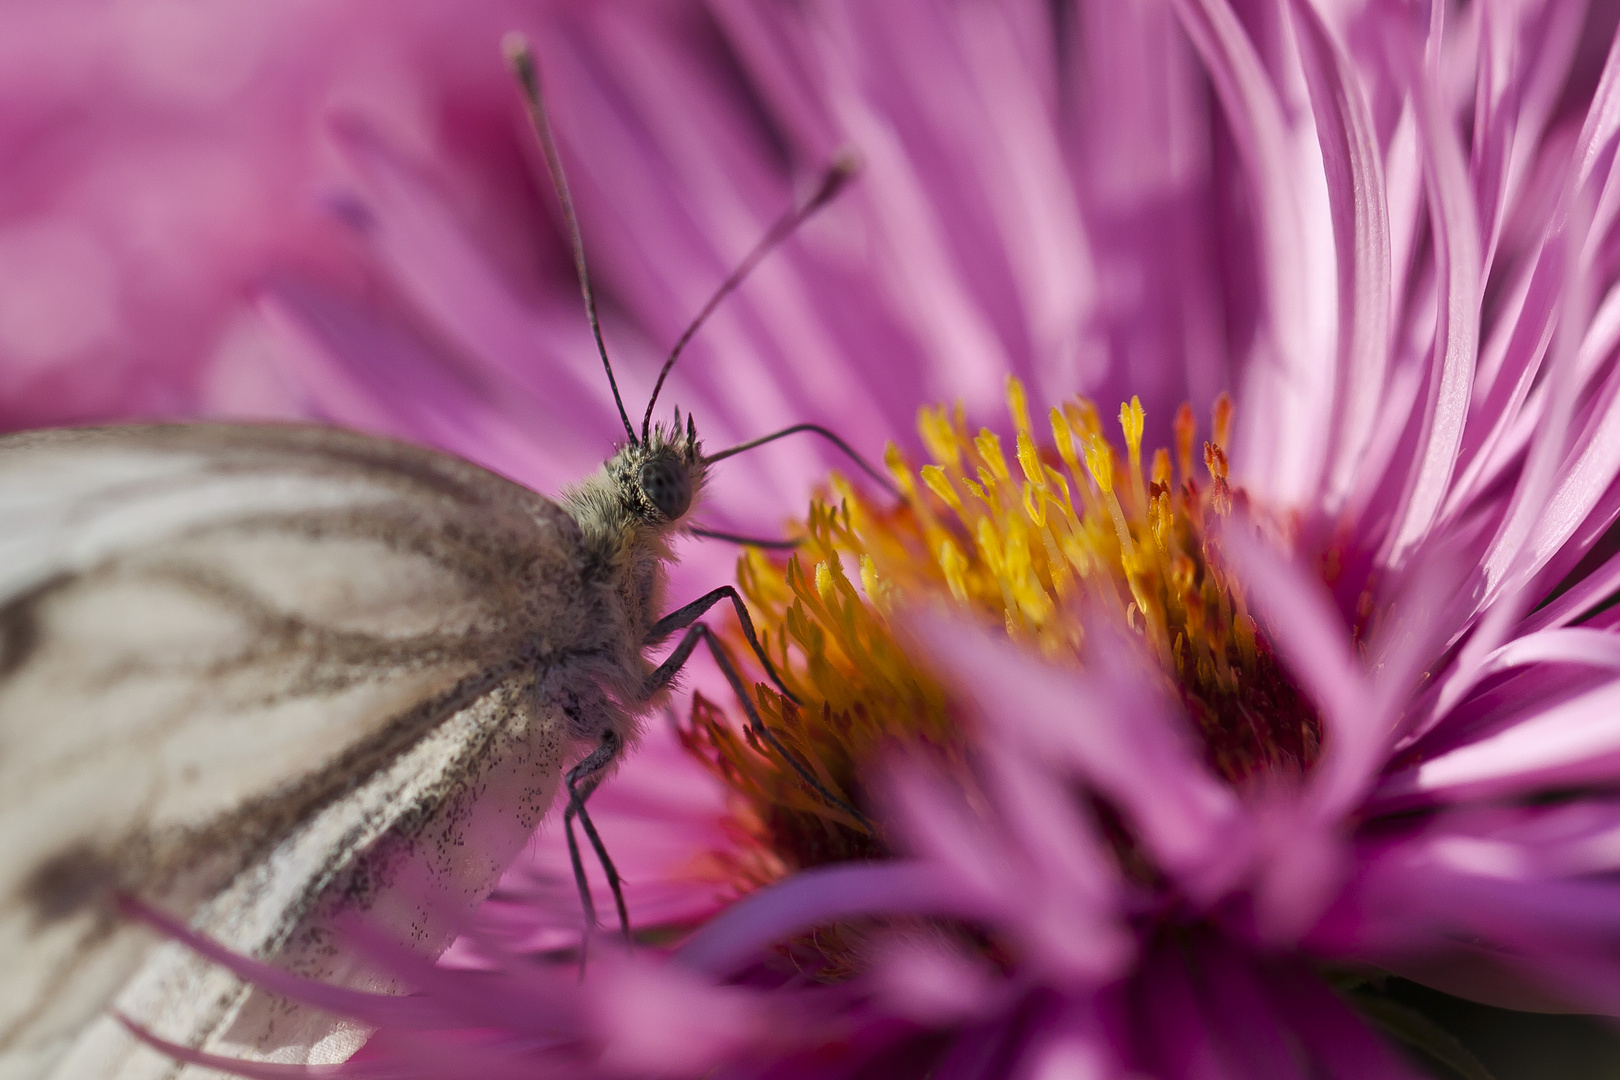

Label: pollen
[682,378,1321,896]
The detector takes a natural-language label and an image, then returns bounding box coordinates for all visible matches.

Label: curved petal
[1289,0,1393,517]
[1170,0,1320,501]
[673,861,982,977]
[256,278,593,491]
[326,115,627,446]
[1521,537,1620,634]
[1474,626,1620,681]
[1379,676,1620,804]
[1379,13,1482,568]
[1223,527,1380,819]
[906,613,1251,902]
[1133,936,1305,1080]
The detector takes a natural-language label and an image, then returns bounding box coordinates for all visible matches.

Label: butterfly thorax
[561,419,708,674]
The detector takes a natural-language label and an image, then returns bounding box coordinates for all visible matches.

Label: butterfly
[0,37,876,1080]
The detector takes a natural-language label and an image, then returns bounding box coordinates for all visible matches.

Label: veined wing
[66,668,565,1080]
[0,425,580,1080]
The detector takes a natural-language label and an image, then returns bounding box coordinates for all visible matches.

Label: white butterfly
[0,39,868,1080]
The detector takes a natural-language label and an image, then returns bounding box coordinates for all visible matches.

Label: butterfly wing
[0,425,585,1079]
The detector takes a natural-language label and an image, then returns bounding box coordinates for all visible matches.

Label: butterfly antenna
[640,152,859,443]
[705,422,900,499]
[505,34,638,445]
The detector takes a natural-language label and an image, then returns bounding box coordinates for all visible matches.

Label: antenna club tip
[502,31,537,75]
[809,148,861,206]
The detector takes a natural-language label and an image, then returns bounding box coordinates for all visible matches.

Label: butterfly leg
[562,730,630,950]
[646,586,795,700]
[687,526,801,549]
[646,620,872,831]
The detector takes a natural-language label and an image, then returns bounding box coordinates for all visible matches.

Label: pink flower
[46,0,1620,1076]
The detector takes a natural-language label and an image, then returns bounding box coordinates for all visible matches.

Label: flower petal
[1223,526,1380,818]
[257,278,588,491]
[1473,626,1620,681]
[673,861,977,977]
[1289,0,1393,517]
[326,114,626,450]
[1170,0,1320,502]
[1379,676,1620,803]
[907,613,1250,901]
[1379,12,1482,567]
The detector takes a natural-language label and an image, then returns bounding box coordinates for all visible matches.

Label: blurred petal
[908,614,1250,901]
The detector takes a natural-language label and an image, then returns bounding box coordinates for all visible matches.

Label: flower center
[680,378,1321,890]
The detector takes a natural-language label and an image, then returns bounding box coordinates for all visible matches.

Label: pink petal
[1223,527,1380,818]
[881,756,1038,916]
[590,960,772,1077]
[1474,626,1620,681]
[907,613,1251,902]
[1469,1,1585,275]
[454,718,737,961]
[1132,936,1309,1079]
[257,279,584,492]
[118,899,442,1029]
[1379,676,1620,803]
[866,934,1004,1027]
[1007,994,1130,1080]
[1289,0,1393,517]
[326,115,630,457]
[1522,536,1620,633]
[673,861,979,977]
[1170,0,1318,502]
[880,749,1136,983]
[1433,207,1593,713]
[1378,11,1482,568]
[954,751,1133,980]
[119,1020,351,1080]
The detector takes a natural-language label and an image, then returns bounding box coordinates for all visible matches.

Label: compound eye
[638,458,692,520]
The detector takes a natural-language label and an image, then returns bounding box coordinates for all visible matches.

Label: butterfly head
[602,407,707,529]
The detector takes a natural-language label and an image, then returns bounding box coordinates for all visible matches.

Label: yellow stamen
[1017,433,1046,491]
[1213,391,1234,450]
[939,538,970,602]
[859,554,891,615]
[1006,375,1032,434]
[1051,407,1081,475]
[884,443,916,499]
[920,464,964,514]
[975,429,1011,482]
[918,405,961,470]
[1174,403,1197,486]
[1152,447,1172,489]
[815,560,838,608]
[1204,441,1233,516]
[1120,395,1146,516]
[1022,482,1045,529]
[1083,435,1135,557]
[1068,398,1102,440]
[691,385,1318,921]
[1083,433,1115,495]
